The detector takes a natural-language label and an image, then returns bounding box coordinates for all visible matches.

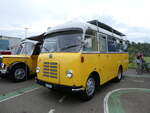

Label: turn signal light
[81,56,84,63]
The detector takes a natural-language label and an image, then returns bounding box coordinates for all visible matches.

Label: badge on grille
[49,54,53,58]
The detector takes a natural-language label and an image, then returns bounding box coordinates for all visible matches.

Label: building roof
[0,35,21,39]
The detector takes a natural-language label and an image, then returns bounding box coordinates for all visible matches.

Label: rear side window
[98,34,107,52]
[107,36,117,52]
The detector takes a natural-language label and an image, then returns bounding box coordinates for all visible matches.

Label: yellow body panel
[37,52,128,88]
[3,54,39,75]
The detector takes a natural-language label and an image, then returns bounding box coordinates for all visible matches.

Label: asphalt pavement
[0,69,150,113]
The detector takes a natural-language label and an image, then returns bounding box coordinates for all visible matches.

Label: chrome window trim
[81,51,128,54]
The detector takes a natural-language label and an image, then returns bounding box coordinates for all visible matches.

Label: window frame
[82,29,99,52]
[98,33,108,53]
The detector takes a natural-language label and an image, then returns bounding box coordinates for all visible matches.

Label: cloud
[0,0,150,42]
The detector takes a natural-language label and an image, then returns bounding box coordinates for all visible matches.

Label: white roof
[46,21,88,34]
[46,21,124,40]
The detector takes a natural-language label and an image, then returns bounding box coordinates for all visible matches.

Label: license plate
[45,84,52,88]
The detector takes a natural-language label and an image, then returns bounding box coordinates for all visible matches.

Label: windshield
[41,32,82,53]
[15,42,35,55]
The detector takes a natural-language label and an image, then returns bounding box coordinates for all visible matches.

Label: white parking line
[104,88,150,113]
[59,96,66,103]
[104,88,121,113]
[47,95,66,113]
[0,86,41,103]
[132,80,144,83]
[48,109,55,113]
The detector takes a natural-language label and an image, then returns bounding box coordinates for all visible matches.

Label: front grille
[43,62,58,79]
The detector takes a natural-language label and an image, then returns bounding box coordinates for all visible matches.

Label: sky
[0,0,150,42]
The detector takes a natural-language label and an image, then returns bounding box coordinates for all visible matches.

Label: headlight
[36,67,40,73]
[0,63,5,69]
[66,70,73,78]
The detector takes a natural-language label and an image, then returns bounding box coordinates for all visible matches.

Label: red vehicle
[0,40,11,55]
[0,50,11,55]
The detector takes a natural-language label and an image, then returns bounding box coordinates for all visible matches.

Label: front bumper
[35,78,85,92]
[0,63,7,75]
[0,69,8,78]
[0,69,7,74]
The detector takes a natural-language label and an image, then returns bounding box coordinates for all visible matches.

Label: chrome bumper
[36,78,85,92]
[0,69,7,74]
[72,88,85,91]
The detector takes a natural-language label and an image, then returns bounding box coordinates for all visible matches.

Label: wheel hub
[14,68,26,80]
[86,78,95,96]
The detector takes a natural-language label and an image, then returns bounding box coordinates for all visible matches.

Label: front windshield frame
[41,28,84,53]
[15,41,37,55]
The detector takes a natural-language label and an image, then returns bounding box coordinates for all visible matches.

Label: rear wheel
[9,65,27,82]
[114,68,123,82]
[81,77,96,100]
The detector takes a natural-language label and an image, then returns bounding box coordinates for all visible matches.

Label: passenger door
[98,33,110,82]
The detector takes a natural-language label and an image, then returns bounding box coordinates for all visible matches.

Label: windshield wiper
[61,44,80,50]
[42,46,57,53]
[42,46,50,52]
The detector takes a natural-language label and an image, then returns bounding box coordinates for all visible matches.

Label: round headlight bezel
[0,63,5,69]
[66,70,73,78]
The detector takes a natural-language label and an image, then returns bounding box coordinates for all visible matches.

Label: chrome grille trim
[43,72,57,75]
[43,65,49,67]
[50,69,57,72]
[43,62,58,79]
[50,66,57,68]
[50,62,58,65]
[43,75,57,79]
[44,62,58,65]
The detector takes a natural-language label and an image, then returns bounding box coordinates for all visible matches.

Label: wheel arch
[119,65,123,73]
[88,71,101,89]
[8,62,30,74]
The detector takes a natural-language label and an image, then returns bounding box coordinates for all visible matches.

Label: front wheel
[10,65,27,82]
[81,77,96,101]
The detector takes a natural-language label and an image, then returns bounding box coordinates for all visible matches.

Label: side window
[122,41,128,52]
[117,40,128,52]
[98,34,107,52]
[83,29,98,51]
[115,39,123,52]
[108,36,117,52]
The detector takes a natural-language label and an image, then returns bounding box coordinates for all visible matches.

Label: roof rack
[88,20,125,36]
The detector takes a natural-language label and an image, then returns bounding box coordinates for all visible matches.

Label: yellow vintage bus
[36,20,128,100]
[0,33,44,82]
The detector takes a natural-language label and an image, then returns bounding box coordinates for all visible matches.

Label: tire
[9,65,27,82]
[114,68,123,82]
[81,76,96,101]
